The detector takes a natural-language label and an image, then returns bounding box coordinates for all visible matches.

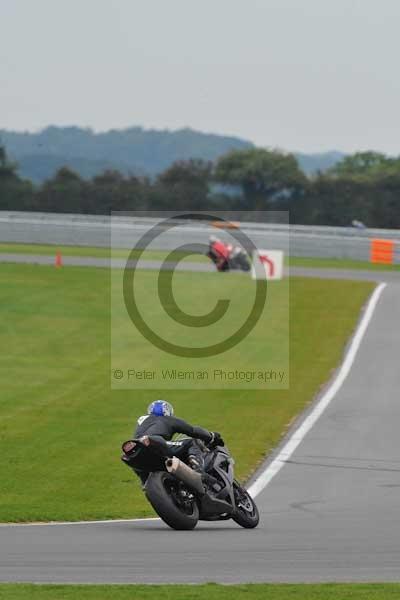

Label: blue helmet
[147,400,174,417]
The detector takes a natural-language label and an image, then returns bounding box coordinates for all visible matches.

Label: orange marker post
[55,251,63,268]
[370,239,394,264]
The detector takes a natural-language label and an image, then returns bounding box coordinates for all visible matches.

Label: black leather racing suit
[127,414,213,484]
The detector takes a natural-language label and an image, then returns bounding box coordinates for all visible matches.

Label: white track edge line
[247,281,387,499]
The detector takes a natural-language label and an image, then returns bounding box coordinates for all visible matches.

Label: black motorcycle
[121,438,259,530]
[228,247,251,271]
[207,246,251,272]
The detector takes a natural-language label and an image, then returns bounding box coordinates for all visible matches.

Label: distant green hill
[0,126,344,182]
[0,126,252,183]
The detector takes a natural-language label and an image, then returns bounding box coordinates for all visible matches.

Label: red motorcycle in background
[207,236,251,272]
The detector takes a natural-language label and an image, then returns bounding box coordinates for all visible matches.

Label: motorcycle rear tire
[145,471,199,530]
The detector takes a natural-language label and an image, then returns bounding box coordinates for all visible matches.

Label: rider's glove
[209,431,224,447]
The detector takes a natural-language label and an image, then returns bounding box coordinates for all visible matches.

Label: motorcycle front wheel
[145,471,199,530]
[237,255,251,271]
[231,481,259,528]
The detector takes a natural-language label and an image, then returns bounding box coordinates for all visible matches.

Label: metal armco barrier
[0,211,399,262]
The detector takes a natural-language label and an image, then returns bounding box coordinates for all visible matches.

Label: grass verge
[1,584,400,599]
[0,243,206,262]
[289,256,400,271]
[0,264,373,521]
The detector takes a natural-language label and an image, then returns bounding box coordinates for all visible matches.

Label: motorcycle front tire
[231,482,260,528]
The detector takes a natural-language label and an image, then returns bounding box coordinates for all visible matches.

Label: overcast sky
[1,0,399,154]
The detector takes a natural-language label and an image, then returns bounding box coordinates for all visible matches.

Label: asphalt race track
[1,257,400,583]
[0,252,399,283]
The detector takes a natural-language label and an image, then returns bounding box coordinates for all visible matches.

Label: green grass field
[111,266,289,391]
[0,262,373,522]
[1,584,400,600]
[289,256,400,271]
[1,241,399,271]
[0,243,207,262]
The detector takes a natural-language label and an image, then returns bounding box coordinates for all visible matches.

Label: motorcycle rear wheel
[145,471,199,530]
[231,481,259,528]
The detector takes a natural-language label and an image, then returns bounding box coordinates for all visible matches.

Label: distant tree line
[0,144,399,228]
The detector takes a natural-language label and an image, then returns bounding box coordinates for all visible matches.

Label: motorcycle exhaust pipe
[165,457,205,495]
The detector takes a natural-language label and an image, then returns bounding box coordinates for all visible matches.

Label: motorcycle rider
[207,235,231,271]
[123,400,224,488]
